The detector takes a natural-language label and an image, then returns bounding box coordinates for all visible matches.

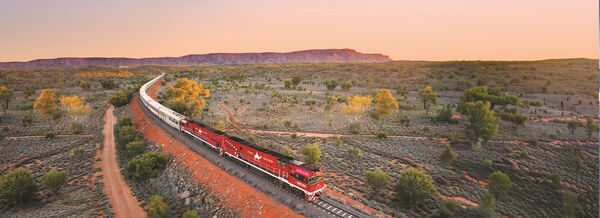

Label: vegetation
[302,143,321,165]
[585,118,598,142]
[109,90,134,107]
[550,173,562,189]
[572,149,584,169]
[34,89,60,126]
[499,112,529,130]
[376,130,388,138]
[372,89,398,119]
[79,81,91,90]
[393,168,436,207]
[347,147,363,159]
[118,125,137,146]
[166,78,210,118]
[100,79,117,89]
[182,210,198,218]
[417,86,437,115]
[148,195,171,218]
[323,79,338,90]
[341,81,353,90]
[126,140,146,157]
[42,171,68,193]
[561,191,581,217]
[464,101,498,148]
[436,104,457,123]
[364,170,390,193]
[439,145,457,165]
[126,152,168,181]
[0,86,14,115]
[60,95,92,126]
[483,159,493,169]
[291,75,302,87]
[456,86,519,114]
[488,171,512,200]
[0,168,38,205]
[438,199,459,218]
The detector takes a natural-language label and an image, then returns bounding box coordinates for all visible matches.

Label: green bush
[562,191,581,217]
[70,147,85,159]
[148,195,170,218]
[79,81,91,90]
[18,102,34,110]
[397,102,415,110]
[126,141,146,157]
[364,170,390,192]
[341,81,353,90]
[503,146,513,153]
[283,146,292,157]
[42,171,68,193]
[126,152,168,181]
[347,147,363,159]
[100,79,117,89]
[109,90,133,107]
[520,149,529,158]
[0,168,38,205]
[439,145,457,165]
[182,210,197,218]
[550,173,562,189]
[526,137,538,146]
[305,97,316,105]
[393,168,436,207]
[436,104,458,124]
[323,79,338,90]
[302,143,321,165]
[483,159,493,169]
[118,116,133,127]
[488,171,512,200]
[118,125,137,145]
[376,130,388,138]
[45,131,55,138]
[572,149,584,169]
[283,120,292,128]
[290,133,298,139]
[439,199,459,218]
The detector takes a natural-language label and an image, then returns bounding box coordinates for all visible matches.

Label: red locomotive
[180,118,325,201]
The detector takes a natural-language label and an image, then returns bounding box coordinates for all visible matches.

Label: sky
[0,0,597,61]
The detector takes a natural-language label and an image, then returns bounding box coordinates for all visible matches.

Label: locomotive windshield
[307,174,323,185]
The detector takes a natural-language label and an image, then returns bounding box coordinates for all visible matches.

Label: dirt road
[100,106,146,218]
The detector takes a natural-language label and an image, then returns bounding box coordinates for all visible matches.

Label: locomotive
[139,73,325,201]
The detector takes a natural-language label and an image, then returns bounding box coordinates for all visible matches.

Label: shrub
[364,170,390,193]
[439,145,457,165]
[18,102,34,110]
[562,191,581,217]
[283,146,292,157]
[0,168,38,205]
[109,90,133,107]
[347,121,362,134]
[69,147,85,159]
[284,79,292,89]
[488,171,512,200]
[347,147,363,159]
[520,149,529,158]
[283,120,292,128]
[148,195,170,218]
[550,173,562,189]
[45,131,55,138]
[480,192,495,209]
[376,130,388,138]
[436,104,458,124]
[305,97,316,105]
[503,146,513,153]
[117,125,137,145]
[79,81,91,90]
[42,171,68,193]
[341,81,353,90]
[439,199,459,218]
[334,136,342,147]
[216,120,226,131]
[182,210,197,218]
[572,149,583,169]
[302,143,321,165]
[526,137,538,146]
[290,133,298,139]
[100,79,116,89]
[126,141,146,157]
[291,75,302,87]
[483,159,493,169]
[126,152,168,181]
[323,79,338,90]
[118,116,133,127]
[393,168,436,207]
[397,102,414,110]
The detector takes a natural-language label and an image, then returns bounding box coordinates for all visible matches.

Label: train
[139,73,325,201]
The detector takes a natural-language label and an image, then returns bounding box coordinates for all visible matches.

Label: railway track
[137,86,372,217]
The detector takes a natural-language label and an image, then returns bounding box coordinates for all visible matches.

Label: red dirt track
[131,96,300,217]
[99,106,146,218]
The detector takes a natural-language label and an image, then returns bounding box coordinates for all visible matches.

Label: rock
[181,190,190,199]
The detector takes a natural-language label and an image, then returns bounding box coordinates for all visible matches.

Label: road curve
[100,106,146,218]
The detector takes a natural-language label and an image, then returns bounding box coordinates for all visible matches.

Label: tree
[439,145,457,165]
[566,120,581,135]
[302,143,321,165]
[167,78,210,118]
[488,171,511,200]
[23,86,36,98]
[34,89,59,126]
[109,90,133,107]
[396,86,409,99]
[60,95,92,125]
[456,86,519,114]
[284,79,292,89]
[499,112,530,130]
[182,210,198,218]
[291,75,302,87]
[585,118,598,143]
[283,145,292,157]
[341,81,353,90]
[436,104,458,123]
[464,101,498,149]
[393,168,436,207]
[42,171,68,193]
[118,116,133,127]
[126,152,168,181]
[323,79,338,90]
[480,192,495,209]
[572,149,584,169]
[118,125,137,146]
[342,95,373,120]
[100,79,116,89]
[0,86,14,115]
[418,86,437,115]
[550,173,562,189]
[561,191,581,217]
[364,170,390,193]
[0,168,38,205]
[372,89,399,118]
[126,140,146,157]
[148,195,170,218]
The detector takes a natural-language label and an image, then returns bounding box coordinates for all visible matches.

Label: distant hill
[0,49,391,69]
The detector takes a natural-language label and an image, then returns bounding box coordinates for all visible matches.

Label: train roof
[227,136,297,163]
[289,159,320,172]
[188,120,228,136]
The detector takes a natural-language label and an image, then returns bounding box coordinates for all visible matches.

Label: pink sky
[0,0,597,61]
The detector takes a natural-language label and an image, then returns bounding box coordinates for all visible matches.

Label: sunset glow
[0,0,597,61]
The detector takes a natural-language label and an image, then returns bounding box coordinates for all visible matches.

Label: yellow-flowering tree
[418,86,437,115]
[167,78,210,118]
[0,86,14,115]
[342,95,372,133]
[60,95,92,125]
[372,89,398,119]
[34,89,59,126]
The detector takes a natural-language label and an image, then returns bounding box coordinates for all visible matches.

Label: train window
[276,159,286,168]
